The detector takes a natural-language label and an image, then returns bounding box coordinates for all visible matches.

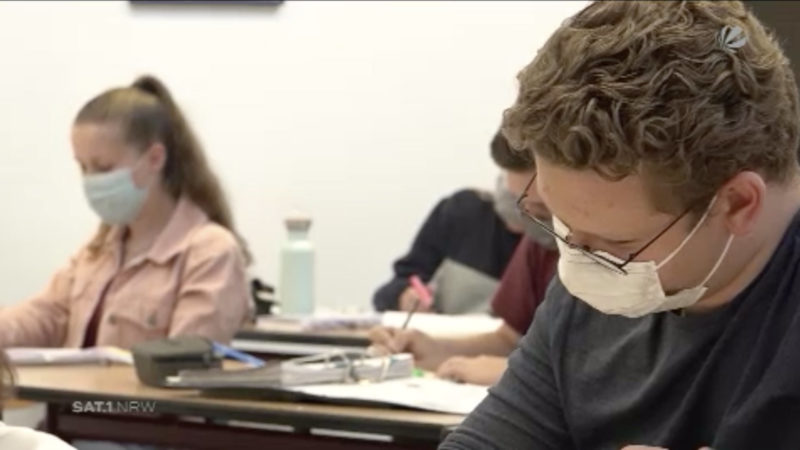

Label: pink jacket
[0,197,251,349]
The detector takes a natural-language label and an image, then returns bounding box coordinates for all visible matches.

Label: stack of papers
[6,347,133,365]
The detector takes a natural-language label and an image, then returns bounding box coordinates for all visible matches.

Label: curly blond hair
[503,1,800,214]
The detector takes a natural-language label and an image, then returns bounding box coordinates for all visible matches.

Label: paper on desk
[290,377,488,415]
[381,312,503,337]
[301,313,381,332]
[6,346,133,365]
[256,311,502,337]
[258,312,381,332]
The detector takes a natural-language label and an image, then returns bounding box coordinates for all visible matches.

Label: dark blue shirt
[373,189,520,312]
[443,209,800,450]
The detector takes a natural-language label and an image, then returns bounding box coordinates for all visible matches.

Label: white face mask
[524,219,558,250]
[494,175,523,227]
[555,197,734,317]
[83,166,148,225]
[494,175,557,249]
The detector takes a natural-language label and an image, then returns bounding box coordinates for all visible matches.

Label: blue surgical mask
[83,167,147,225]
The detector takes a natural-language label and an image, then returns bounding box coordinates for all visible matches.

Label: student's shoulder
[186,222,242,261]
[436,188,494,219]
[540,275,576,319]
[447,188,492,206]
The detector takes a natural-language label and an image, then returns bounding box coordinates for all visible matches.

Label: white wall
[0,0,586,310]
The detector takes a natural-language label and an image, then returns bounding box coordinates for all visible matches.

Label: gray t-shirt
[442,211,800,450]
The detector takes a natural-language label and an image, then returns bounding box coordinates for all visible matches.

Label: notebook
[429,258,499,314]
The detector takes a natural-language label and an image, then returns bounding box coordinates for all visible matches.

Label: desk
[15,364,461,449]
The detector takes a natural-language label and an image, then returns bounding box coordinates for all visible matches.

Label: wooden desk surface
[15,364,463,442]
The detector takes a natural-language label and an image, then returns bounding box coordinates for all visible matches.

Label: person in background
[372,131,533,314]
[369,174,558,385]
[0,352,76,449]
[0,75,251,349]
[443,1,800,449]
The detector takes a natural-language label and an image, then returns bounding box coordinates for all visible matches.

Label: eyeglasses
[515,174,694,275]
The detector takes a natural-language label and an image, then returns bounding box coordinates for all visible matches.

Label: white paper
[255,311,502,337]
[291,377,488,415]
[300,313,381,332]
[6,346,133,365]
[256,313,381,333]
[381,311,503,337]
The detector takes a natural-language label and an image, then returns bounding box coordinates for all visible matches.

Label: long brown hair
[75,75,251,263]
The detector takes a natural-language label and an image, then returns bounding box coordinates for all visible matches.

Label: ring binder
[166,350,414,389]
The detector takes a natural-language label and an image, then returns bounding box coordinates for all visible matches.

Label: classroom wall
[0,1,587,310]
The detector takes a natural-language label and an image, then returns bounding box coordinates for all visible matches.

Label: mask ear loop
[656,196,718,270]
[698,234,734,287]
[127,148,155,190]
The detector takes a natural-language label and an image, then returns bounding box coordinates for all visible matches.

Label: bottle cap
[285,214,312,231]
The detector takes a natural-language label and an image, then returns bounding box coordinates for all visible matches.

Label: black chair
[251,278,277,316]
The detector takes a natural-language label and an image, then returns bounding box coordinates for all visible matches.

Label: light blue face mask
[82,167,147,225]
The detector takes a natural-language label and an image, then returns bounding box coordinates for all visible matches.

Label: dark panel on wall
[746,1,800,81]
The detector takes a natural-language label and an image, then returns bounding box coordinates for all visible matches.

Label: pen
[403,275,433,329]
[212,342,266,368]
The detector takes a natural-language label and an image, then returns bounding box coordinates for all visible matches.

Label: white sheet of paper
[381,311,503,337]
[257,313,381,333]
[291,377,488,415]
[257,311,502,338]
[6,347,133,365]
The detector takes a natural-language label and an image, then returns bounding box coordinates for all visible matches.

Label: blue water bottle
[278,215,315,315]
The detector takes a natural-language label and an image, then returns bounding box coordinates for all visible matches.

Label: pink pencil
[403,275,433,329]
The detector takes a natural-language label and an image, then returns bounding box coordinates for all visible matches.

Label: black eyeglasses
[516,174,695,275]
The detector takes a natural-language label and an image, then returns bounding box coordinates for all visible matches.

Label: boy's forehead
[537,163,665,236]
